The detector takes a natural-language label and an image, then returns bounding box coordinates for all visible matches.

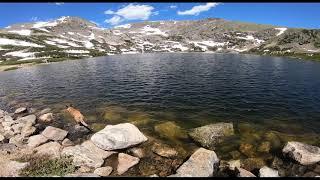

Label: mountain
[0,16,319,63]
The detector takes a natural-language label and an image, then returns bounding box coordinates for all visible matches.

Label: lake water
[0,53,320,167]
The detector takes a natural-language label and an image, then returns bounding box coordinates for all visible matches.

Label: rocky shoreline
[0,106,320,177]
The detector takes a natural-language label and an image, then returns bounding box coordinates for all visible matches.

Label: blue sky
[0,3,319,29]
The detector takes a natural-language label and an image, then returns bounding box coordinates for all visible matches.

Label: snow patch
[5,50,35,58]
[65,50,90,54]
[140,25,168,37]
[48,38,82,47]
[275,28,287,36]
[115,24,131,29]
[0,38,44,47]
[8,30,32,36]
[67,32,75,35]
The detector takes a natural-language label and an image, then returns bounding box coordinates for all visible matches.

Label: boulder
[35,141,62,158]
[170,148,219,177]
[117,153,140,175]
[128,147,145,158]
[21,125,36,137]
[41,126,68,141]
[188,122,234,150]
[282,141,320,165]
[67,124,90,141]
[17,115,36,125]
[27,134,49,148]
[39,113,54,122]
[152,143,178,158]
[14,107,27,114]
[236,167,256,177]
[259,166,279,177]
[94,166,113,176]
[62,138,74,147]
[90,123,148,150]
[62,140,115,168]
[154,121,188,140]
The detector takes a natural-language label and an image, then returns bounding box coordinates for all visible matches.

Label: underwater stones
[41,126,68,141]
[263,131,281,150]
[188,122,234,150]
[27,134,48,148]
[35,141,62,158]
[152,143,178,158]
[36,108,52,116]
[170,148,219,177]
[91,123,148,150]
[239,143,256,158]
[117,153,140,175]
[282,141,320,165]
[235,167,256,177]
[154,121,188,140]
[94,166,113,177]
[259,166,279,177]
[228,160,241,171]
[241,158,266,172]
[229,150,242,159]
[61,140,115,168]
[102,106,127,123]
[258,141,271,153]
[39,113,54,122]
[127,112,151,126]
[14,107,27,114]
[91,123,105,132]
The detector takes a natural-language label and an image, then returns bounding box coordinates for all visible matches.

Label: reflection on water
[0,52,320,168]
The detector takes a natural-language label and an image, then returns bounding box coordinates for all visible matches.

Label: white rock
[259,166,279,177]
[35,141,62,158]
[283,141,320,165]
[236,167,256,177]
[21,125,36,137]
[4,115,13,122]
[27,134,48,148]
[14,107,27,114]
[62,140,115,168]
[39,113,54,122]
[170,148,219,177]
[91,123,148,150]
[41,126,68,141]
[94,166,113,176]
[62,138,74,147]
[117,153,140,175]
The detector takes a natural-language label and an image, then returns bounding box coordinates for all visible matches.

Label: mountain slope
[0,16,319,63]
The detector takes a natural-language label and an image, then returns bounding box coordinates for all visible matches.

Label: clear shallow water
[0,53,320,163]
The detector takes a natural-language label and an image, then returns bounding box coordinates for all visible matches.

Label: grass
[18,154,76,177]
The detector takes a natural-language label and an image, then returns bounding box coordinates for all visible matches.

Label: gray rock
[77,166,92,173]
[259,166,279,177]
[62,140,115,168]
[94,166,113,176]
[21,125,36,137]
[90,123,148,150]
[62,138,74,147]
[170,148,219,177]
[3,130,14,139]
[283,141,320,165]
[67,124,90,141]
[117,153,140,175]
[0,143,18,153]
[39,113,54,122]
[9,134,24,147]
[236,167,256,177]
[188,122,234,149]
[14,107,27,114]
[41,126,68,141]
[18,115,36,125]
[35,141,62,158]
[27,134,49,148]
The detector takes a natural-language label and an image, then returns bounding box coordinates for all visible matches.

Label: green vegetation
[3,66,19,71]
[18,155,76,177]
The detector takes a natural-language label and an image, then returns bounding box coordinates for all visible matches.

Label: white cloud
[104,3,156,25]
[177,3,219,16]
[30,17,39,21]
[55,3,64,5]
[104,16,123,25]
[170,5,177,9]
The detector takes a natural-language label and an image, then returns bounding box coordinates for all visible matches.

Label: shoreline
[0,104,320,177]
[0,51,319,72]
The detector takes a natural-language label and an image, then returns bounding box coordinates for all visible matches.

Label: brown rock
[39,113,54,122]
[41,126,68,141]
[27,134,49,148]
[35,141,62,158]
[152,143,178,158]
[241,158,266,172]
[239,143,256,157]
[117,153,140,175]
[62,138,74,147]
[128,147,145,158]
[258,141,271,153]
[94,166,113,176]
[236,167,256,177]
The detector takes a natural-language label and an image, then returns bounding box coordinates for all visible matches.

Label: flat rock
[39,113,54,122]
[35,141,62,158]
[283,141,320,165]
[236,167,256,177]
[62,140,115,168]
[41,126,68,141]
[152,143,178,158]
[170,148,219,177]
[17,115,36,125]
[117,153,140,175]
[4,115,14,123]
[27,134,49,148]
[9,134,24,147]
[188,122,234,150]
[14,107,27,114]
[91,123,148,150]
[94,166,113,176]
[259,166,279,177]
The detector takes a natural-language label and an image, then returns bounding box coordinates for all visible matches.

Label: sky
[0,3,320,29]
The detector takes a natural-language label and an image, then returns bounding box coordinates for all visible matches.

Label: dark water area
[0,52,320,169]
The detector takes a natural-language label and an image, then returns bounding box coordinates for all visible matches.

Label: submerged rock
[94,166,113,177]
[188,122,234,150]
[62,140,115,168]
[36,108,52,116]
[117,153,140,175]
[151,143,178,158]
[90,123,148,150]
[241,158,266,172]
[259,166,279,177]
[239,143,256,158]
[282,141,320,165]
[154,121,188,140]
[41,126,68,141]
[169,148,219,177]
[258,141,271,153]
